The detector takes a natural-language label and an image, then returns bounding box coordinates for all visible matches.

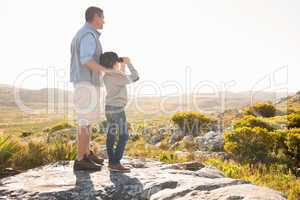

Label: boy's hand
[122,57,131,65]
[119,62,126,72]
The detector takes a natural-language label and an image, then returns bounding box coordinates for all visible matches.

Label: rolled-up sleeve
[79,33,96,65]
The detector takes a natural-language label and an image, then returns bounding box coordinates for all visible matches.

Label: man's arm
[79,34,108,74]
[83,59,108,74]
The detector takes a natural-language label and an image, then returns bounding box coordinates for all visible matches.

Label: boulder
[182,135,193,143]
[169,129,184,144]
[0,158,287,200]
[194,131,224,152]
[174,151,189,158]
[194,150,230,160]
[148,133,164,145]
[158,128,167,135]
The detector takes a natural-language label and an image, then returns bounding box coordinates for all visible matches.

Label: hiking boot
[73,154,102,171]
[109,163,131,173]
[108,162,113,169]
[87,150,104,165]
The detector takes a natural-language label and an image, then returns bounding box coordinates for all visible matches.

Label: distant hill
[274,91,300,112]
[0,84,72,108]
[0,84,296,113]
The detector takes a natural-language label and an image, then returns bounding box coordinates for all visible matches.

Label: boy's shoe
[87,150,104,165]
[109,164,131,173]
[73,154,102,171]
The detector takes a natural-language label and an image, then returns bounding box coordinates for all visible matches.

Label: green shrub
[273,129,288,152]
[233,115,276,131]
[159,152,177,164]
[242,107,254,116]
[0,136,22,170]
[11,137,77,170]
[21,131,32,137]
[285,128,300,164]
[287,113,300,128]
[49,122,72,133]
[12,139,48,169]
[171,112,212,136]
[48,141,77,161]
[224,127,275,163]
[204,157,300,200]
[243,102,277,118]
[272,128,300,171]
[287,108,297,115]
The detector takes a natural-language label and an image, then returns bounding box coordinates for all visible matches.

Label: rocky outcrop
[0,158,286,200]
[144,128,168,145]
[169,129,184,144]
[194,131,224,152]
[148,133,164,145]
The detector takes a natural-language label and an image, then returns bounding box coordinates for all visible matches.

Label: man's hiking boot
[108,163,131,173]
[87,150,104,165]
[73,154,102,171]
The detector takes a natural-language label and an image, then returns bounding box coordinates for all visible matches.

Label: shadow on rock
[37,170,144,200]
[38,170,98,200]
[107,171,144,200]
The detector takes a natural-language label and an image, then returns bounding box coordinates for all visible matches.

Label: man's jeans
[105,105,129,165]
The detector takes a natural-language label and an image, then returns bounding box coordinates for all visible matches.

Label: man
[70,6,107,171]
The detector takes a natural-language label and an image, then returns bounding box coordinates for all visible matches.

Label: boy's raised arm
[126,63,139,82]
[110,57,139,85]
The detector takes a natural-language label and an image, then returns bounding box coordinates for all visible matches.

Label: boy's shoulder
[103,71,126,82]
[104,71,126,78]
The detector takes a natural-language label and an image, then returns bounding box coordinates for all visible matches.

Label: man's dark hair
[85,6,103,22]
[100,52,120,69]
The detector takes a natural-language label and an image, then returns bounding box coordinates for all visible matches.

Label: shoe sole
[108,168,130,173]
[87,158,104,166]
[73,168,101,171]
[94,162,104,166]
[73,166,102,171]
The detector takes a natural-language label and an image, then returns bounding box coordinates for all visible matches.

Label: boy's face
[112,62,119,70]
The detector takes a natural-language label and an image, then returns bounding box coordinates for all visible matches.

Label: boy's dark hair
[100,52,119,69]
[85,6,103,22]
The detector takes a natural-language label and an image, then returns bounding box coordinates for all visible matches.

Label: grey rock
[182,135,194,143]
[142,128,151,136]
[148,133,164,145]
[194,151,230,160]
[195,166,225,178]
[204,184,287,200]
[158,128,167,135]
[174,151,189,158]
[169,129,184,144]
[161,161,205,172]
[194,131,224,152]
[0,158,286,200]
[128,159,147,168]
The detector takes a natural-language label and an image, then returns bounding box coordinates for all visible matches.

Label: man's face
[93,14,105,30]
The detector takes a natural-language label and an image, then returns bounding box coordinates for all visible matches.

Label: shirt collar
[84,22,101,38]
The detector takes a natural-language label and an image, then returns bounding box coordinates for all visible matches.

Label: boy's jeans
[105,105,129,165]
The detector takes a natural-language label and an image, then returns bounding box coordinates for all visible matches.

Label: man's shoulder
[73,25,97,41]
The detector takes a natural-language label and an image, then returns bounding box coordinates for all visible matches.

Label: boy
[100,52,139,173]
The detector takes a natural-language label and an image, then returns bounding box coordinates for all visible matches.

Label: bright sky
[0,0,299,95]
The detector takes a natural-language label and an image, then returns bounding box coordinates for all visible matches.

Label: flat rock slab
[0,159,287,200]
